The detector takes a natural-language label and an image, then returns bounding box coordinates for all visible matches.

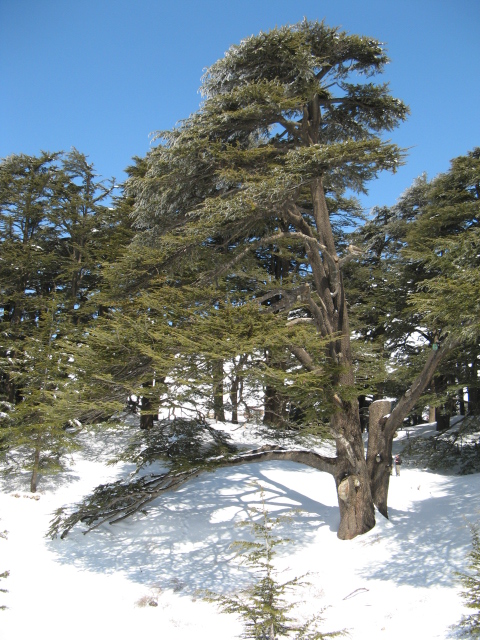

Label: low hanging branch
[48,443,337,540]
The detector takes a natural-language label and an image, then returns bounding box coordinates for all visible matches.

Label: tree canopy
[93,19,410,539]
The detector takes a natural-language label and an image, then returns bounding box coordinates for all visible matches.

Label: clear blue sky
[1,0,479,212]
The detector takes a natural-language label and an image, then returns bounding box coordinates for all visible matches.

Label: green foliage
[113,19,407,436]
[346,148,480,412]
[457,523,480,636]
[112,418,237,472]
[203,484,344,639]
[0,149,132,490]
[405,148,480,343]
[0,291,81,489]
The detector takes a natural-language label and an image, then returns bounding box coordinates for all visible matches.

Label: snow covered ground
[0,421,477,639]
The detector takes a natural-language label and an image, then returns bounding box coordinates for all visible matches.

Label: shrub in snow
[457,523,480,636]
[0,570,8,611]
[0,525,8,611]
[203,484,344,639]
[401,416,480,475]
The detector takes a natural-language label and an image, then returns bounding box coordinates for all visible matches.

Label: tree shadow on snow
[360,472,480,589]
[46,461,339,595]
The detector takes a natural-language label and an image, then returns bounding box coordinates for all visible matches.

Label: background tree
[0,150,129,490]
[0,152,60,404]
[347,148,480,428]
[405,148,480,420]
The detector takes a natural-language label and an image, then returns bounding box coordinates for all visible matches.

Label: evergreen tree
[51,148,122,322]
[0,290,80,491]
[347,149,480,424]
[0,150,128,490]
[405,148,480,418]
[124,19,410,539]
[0,152,60,403]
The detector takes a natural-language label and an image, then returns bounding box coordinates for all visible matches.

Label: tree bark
[332,402,376,539]
[366,336,461,516]
[140,396,154,430]
[230,375,239,424]
[263,385,286,427]
[307,170,376,539]
[213,359,226,422]
[366,399,392,518]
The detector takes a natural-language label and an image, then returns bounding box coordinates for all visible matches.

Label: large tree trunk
[333,402,375,539]
[306,175,376,539]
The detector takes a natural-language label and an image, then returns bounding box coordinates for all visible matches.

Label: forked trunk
[333,403,375,540]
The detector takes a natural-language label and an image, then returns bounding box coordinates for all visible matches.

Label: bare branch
[339,244,364,268]
[289,346,323,377]
[286,317,313,327]
[276,116,300,140]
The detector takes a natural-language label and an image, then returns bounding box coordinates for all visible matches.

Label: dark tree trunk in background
[458,388,466,416]
[435,408,450,431]
[230,374,239,424]
[140,396,154,430]
[213,359,225,422]
[30,446,40,493]
[468,358,480,415]
[263,385,286,427]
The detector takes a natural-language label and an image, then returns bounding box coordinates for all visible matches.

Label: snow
[0,422,477,639]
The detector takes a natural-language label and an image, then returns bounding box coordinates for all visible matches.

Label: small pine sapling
[457,523,480,636]
[204,484,344,639]
[0,525,8,610]
[0,571,9,610]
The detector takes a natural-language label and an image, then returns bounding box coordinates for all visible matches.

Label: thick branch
[289,345,323,376]
[276,116,300,141]
[227,445,337,474]
[50,446,337,538]
[256,283,310,313]
[384,335,462,439]
[284,204,318,238]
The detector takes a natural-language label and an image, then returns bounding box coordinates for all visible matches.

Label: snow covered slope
[0,423,476,639]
